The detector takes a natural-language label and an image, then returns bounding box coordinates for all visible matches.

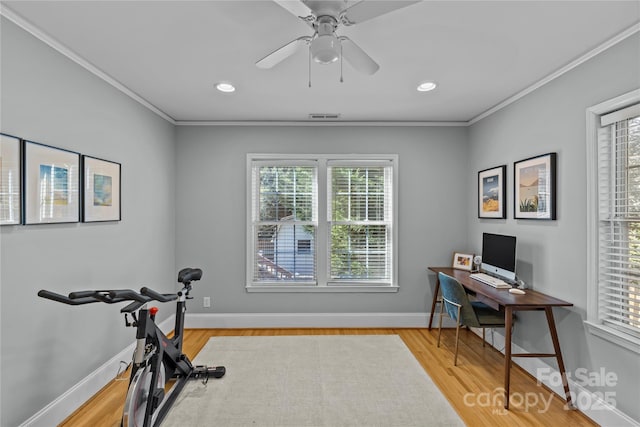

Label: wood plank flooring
[60,328,597,427]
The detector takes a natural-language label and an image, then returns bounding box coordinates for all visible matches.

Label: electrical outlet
[203,297,211,308]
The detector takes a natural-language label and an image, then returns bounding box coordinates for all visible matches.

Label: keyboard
[469,273,512,288]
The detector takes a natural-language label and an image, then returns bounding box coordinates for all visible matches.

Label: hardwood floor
[60,328,597,427]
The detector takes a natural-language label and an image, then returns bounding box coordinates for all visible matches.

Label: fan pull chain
[308,46,312,88]
[340,43,344,83]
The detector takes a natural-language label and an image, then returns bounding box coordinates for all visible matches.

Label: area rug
[163,335,464,427]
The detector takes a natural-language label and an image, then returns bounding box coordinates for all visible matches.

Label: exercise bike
[38,267,225,427]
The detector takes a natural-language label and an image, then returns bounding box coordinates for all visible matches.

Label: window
[250,161,317,283]
[297,239,311,254]
[247,154,398,292]
[587,90,640,353]
[328,162,392,282]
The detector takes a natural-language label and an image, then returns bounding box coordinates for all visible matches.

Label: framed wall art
[23,140,80,224]
[478,165,506,219]
[82,155,121,222]
[452,252,474,271]
[514,152,557,220]
[1,133,22,225]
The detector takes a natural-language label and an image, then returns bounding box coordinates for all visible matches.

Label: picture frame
[23,140,80,224]
[82,155,121,222]
[514,152,557,220]
[478,165,506,219]
[452,252,474,271]
[1,133,22,225]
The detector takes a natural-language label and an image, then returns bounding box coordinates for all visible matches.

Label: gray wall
[467,33,640,420]
[175,125,469,314]
[0,19,177,426]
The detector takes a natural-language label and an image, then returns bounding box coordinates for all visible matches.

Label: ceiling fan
[256,0,420,81]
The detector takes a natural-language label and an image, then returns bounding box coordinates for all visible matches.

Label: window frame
[586,89,640,354]
[246,153,398,293]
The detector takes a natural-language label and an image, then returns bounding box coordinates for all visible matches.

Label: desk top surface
[428,267,572,308]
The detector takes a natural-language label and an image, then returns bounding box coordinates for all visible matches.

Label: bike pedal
[209,366,226,379]
[193,365,226,379]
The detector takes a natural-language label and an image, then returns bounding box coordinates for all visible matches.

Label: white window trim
[246,153,399,293]
[586,88,640,354]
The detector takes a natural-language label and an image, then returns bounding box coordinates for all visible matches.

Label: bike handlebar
[38,267,201,310]
[140,287,178,302]
[39,287,173,306]
[37,290,99,305]
[108,289,152,303]
[67,290,100,299]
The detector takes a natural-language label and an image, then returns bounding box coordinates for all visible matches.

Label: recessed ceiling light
[417,81,437,92]
[216,82,236,93]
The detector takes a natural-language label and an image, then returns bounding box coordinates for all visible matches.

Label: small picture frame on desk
[452,252,474,271]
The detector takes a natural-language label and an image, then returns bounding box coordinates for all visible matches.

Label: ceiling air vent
[309,113,341,120]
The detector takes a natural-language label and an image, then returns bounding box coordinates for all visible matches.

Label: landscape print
[478,165,505,218]
[518,164,547,213]
[93,174,113,206]
[482,174,500,213]
[39,164,69,206]
[514,153,556,220]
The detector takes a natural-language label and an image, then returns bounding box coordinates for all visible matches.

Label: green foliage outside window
[330,167,388,280]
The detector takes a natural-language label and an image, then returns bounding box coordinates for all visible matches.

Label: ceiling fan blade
[256,36,311,69]
[340,37,379,75]
[341,0,421,26]
[273,0,314,19]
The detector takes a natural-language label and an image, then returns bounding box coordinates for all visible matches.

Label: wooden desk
[428,267,573,410]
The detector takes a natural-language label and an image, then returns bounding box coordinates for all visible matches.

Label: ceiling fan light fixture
[417,81,437,92]
[216,82,236,93]
[310,34,340,64]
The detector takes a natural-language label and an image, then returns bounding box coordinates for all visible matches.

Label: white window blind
[247,154,397,292]
[250,162,318,284]
[327,161,393,284]
[597,103,640,340]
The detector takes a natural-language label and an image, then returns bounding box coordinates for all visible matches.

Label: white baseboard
[19,315,175,427]
[471,328,639,427]
[184,312,434,329]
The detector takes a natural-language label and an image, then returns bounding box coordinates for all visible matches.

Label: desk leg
[504,306,513,409]
[428,276,441,330]
[545,307,574,409]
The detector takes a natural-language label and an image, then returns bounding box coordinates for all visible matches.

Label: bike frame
[128,286,194,427]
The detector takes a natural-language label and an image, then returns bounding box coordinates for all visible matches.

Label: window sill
[584,321,640,354]
[246,285,399,293]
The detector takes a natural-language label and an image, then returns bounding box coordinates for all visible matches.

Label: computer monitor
[480,232,517,282]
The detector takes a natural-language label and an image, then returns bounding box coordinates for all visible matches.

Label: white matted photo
[82,155,121,222]
[1,133,22,225]
[452,252,474,271]
[478,165,506,219]
[514,152,557,220]
[24,141,80,224]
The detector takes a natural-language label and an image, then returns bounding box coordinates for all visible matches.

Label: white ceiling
[2,1,639,124]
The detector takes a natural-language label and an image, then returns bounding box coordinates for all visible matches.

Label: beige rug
[163,335,464,427]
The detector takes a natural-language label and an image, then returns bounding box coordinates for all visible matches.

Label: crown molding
[174,120,468,127]
[0,5,177,125]
[469,22,640,125]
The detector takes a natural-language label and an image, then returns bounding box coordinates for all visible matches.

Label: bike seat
[178,268,202,284]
